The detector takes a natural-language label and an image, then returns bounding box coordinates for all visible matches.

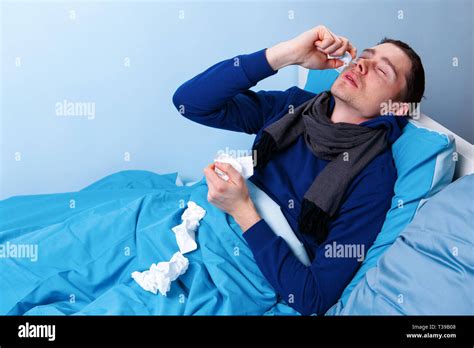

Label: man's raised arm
[172,25,356,135]
[172,48,284,135]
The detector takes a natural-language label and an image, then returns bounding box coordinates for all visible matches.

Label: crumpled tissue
[213,153,254,181]
[171,201,206,254]
[131,251,189,296]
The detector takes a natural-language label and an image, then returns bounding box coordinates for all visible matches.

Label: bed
[0,68,472,316]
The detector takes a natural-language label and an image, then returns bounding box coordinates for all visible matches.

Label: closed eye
[356,56,390,77]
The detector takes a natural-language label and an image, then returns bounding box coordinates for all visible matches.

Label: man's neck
[330,98,369,125]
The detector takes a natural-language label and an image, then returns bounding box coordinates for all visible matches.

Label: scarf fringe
[253,132,277,169]
[298,199,331,244]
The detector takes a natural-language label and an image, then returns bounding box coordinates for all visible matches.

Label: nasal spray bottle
[327,51,353,73]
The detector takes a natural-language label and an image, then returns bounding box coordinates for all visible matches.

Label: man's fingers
[327,58,345,69]
[315,27,356,59]
[315,37,333,50]
[203,165,224,190]
[325,37,343,55]
[314,26,335,50]
[330,37,349,57]
[347,42,357,59]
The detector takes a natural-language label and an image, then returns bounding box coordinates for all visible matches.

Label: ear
[390,102,409,116]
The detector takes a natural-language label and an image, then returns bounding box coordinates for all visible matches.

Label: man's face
[331,43,412,118]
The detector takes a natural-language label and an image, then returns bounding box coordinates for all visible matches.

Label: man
[172,25,425,315]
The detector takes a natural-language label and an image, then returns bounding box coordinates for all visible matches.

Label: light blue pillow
[327,174,474,315]
[304,69,340,94]
[337,121,455,307]
[303,69,456,311]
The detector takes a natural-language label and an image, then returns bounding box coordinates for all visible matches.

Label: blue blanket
[0,170,298,315]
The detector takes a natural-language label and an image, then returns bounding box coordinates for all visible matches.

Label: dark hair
[378,37,425,104]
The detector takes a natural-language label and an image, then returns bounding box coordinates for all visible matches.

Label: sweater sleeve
[243,164,396,316]
[172,48,294,135]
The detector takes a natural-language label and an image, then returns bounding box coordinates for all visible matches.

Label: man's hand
[203,162,261,232]
[266,25,357,71]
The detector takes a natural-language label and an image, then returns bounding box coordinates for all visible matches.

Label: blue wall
[1,0,472,199]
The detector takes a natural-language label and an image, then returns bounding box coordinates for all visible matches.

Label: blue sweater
[172,48,408,315]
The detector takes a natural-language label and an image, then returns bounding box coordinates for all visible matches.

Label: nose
[354,59,368,75]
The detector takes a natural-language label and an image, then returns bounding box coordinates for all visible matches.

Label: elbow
[286,275,333,316]
[172,84,225,125]
[172,86,185,115]
[172,84,206,121]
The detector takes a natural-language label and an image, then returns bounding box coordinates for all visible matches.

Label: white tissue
[327,51,353,73]
[214,153,254,181]
[171,201,206,254]
[131,251,189,296]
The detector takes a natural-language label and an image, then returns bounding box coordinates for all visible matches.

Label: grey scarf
[252,91,389,244]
